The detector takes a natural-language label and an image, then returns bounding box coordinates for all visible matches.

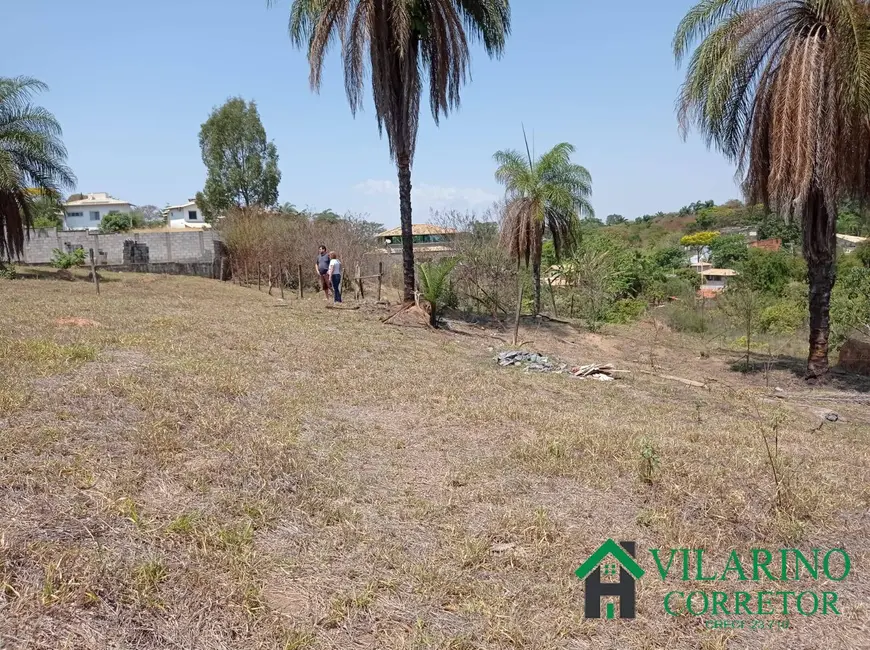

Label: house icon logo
[574,539,645,619]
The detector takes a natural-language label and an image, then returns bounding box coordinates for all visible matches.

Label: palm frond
[0,77,75,261]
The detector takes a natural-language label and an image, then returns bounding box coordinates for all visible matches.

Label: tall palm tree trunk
[397,153,416,303]
[532,260,542,315]
[804,187,837,379]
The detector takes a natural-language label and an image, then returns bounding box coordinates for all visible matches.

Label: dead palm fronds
[675,0,870,378]
[494,130,593,315]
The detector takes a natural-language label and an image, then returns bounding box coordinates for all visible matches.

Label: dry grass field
[1,272,869,649]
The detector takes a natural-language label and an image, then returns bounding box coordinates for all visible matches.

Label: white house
[63,193,133,230]
[165,199,208,229]
[701,268,739,291]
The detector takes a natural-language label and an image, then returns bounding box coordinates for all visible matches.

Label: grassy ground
[1,272,869,649]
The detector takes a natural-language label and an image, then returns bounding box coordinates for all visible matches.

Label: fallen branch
[325,304,361,311]
[639,369,708,389]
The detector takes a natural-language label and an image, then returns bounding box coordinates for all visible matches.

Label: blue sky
[5,0,741,227]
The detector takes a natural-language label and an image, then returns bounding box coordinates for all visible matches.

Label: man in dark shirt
[315,245,331,299]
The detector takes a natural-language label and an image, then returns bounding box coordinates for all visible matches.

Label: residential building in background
[164,199,208,229]
[836,233,868,253]
[376,224,457,253]
[701,268,738,292]
[63,192,133,230]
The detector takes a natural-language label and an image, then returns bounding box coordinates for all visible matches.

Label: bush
[665,302,709,333]
[855,241,870,268]
[50,248,86,269]
[100,211,139,234]
[830,267,870,348]
[607,298,647,324]
[759,300,806,335]
[735,248,803,296]
[709,234,749,268]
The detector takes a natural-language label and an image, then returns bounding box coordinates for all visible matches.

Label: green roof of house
[574,539,645,580]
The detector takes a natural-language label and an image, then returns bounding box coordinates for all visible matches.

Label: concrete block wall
[20,229,217,265]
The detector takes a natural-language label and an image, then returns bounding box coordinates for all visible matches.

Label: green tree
[675,0,870,378]
[0,77,75,260]
[30,192,64,229]
[279,0,510,303]
[605,214,627,225]
[709,234,748,268]
[650,245,687,271]
[195,97,280,221]
[680,231,719,265]
[494,136,594,314]
[100,211,139,234]
[756,212,801,246]
[735,248,800,297]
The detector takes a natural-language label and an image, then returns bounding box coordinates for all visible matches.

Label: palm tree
[0,77,75,261]
[275,0,511,303]
[674,0,870,379]
[494,134,594,315]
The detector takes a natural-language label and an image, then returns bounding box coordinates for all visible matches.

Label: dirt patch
[54,317,102,328]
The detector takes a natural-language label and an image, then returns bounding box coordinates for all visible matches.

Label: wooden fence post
[355,263,365,301]
[279,269,285,299]
[219,257,226,282]
[297,264,303,299]
[257,262,261,291]
[267,264,273,295]
[88,248,100,295]
[377,262,383,302]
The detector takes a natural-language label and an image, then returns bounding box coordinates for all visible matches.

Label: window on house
[188,211,198,220]
[67,211,83,218]
[90,211,101,221]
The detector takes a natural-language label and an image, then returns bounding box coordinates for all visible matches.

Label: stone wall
[20,229,217,266]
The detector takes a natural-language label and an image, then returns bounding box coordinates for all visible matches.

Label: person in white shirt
[327,251,342,303]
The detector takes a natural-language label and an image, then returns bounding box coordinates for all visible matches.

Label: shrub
[735,248,802,296]
[50,248,86,269]
[709,234,749,268]
[100,211,138,234]
[830,267,870,348]
[855,240,870,268]
[607,298,647,324]
[759,300,806,335]
[665,302,709,333]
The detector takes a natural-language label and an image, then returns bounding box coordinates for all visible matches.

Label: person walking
[327,251,342,303]
[315,245,331,299]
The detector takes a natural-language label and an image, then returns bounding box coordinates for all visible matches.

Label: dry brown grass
[1,273,869,649]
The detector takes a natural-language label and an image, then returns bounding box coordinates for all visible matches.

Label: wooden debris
[639,369,708,389]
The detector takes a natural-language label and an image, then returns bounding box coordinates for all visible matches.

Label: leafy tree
[280,0,510,303]
[756,212,801,245]
[418,257,458,327]
[605,214,627,226]
[31,192,64,229]
[50,247,85,269]
[312,209,341,224]
[675,0,870,378]
[709,234,748,268]
[680,231,719,264]
[650,245,686,271]
[196,97,281,221]
[0,77,75,260]
[495,136,594,315]
[100,211,138,234]
[734,249,800,297]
